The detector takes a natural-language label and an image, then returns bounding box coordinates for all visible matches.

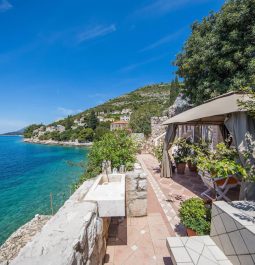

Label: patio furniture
[199,171,240,202]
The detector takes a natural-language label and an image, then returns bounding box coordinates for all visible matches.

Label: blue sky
[0,0,224,133]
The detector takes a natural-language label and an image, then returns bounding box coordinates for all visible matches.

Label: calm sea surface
[0,136,89,245]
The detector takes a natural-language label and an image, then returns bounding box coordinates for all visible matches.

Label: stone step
[166,236,232,265]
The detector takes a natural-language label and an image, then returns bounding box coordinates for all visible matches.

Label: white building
[120,115,130,122]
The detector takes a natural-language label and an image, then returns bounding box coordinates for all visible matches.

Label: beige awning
[163,92,250,125]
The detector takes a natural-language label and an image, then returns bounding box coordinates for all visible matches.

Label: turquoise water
[0,136,89,245]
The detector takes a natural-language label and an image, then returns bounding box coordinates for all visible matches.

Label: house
[120,115,130,122]
[121,108,131,114]
[110,121,129,131]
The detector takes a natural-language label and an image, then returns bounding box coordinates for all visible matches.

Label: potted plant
[179,198,211,236]
[187,141,210,172]
[196,142,247,179]
[173,138,189,174]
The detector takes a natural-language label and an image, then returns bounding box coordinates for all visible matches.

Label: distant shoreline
[23,138,93,147]
[0,135,23,137]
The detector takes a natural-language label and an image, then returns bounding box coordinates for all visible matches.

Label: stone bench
[167,201,255,265]
[166,236,232,265]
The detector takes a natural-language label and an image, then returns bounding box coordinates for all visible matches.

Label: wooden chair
[199,171,240,202]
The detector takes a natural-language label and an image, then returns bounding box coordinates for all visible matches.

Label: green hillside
[24,81,180,141]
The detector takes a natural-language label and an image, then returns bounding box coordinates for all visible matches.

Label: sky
[0,0,224,133]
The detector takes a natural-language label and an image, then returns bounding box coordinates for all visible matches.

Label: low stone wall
[125,163,147,217]
[211,201,255,265]
[0,215,51,264]
[9,179,108,265]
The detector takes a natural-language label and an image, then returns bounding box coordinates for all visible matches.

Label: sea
[0,136,89,245]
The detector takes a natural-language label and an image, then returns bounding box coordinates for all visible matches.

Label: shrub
[75,130,137,188]
[153,144,163,162]
[196,142,246,178]
[173,138,190,164]
[179,198,211,235]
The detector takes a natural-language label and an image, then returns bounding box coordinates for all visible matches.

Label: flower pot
[176,162,186,174]
[186,227,197,237]
[187,161,197,172]
[239,182,255,201]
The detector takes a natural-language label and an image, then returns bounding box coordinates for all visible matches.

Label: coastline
[23,138,93,147]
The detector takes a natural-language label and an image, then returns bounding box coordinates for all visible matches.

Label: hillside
[1,128,25,136]
[24,81,180,142]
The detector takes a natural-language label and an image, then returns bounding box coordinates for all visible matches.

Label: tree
[77,128,94,143]
[75,130,137,188]
[129,104,161,136]
[238,88,255,118]
[23,124,43,138]
[175,0,255,105]
[87,111,99,130]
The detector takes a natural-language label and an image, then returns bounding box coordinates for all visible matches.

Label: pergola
[160,92,255,179]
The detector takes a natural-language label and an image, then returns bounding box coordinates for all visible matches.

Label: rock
[8,179,107,265]
[0,215,51,264]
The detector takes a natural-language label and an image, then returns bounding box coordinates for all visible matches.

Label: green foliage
[130,104,161,136]
[75,130,137,187]
[153,144,163,162]
[23,124,43,138]
[173,138,190,164]
[175,0,255,105]
[186,141,210,165]
[196,143,246,178]
[94,126,110,141]
[87,111,99,130]
[179,198,211,235]
[238,88,255,118]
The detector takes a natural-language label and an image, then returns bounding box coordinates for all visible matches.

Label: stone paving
[104,153,239,264]
[104,183,174,265]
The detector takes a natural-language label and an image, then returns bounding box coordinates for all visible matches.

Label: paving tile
[186,247,200,264]
[229,230,249,255]
[171,247,192,263]
[218,234,235,256]
[207,245,229,261]
[104,246,115,264]
[166,237,183,248]
[113,245,133,265]
[240,229,255,254]
[185,237,204,253]
[238,255,254,265]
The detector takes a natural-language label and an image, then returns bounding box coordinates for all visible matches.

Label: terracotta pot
[187,161,197,172]
[186,228,197,237]
[176,163,186,174]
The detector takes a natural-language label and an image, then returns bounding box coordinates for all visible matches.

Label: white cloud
[0,0,12,12]
[76,24,116,44]
[140,28,185,52]
[57,107,83,116]
[134,0,209,17]
[120,53,169,73]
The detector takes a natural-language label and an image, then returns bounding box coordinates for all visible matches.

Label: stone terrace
[104,153,241,264]
[104,154,212,265]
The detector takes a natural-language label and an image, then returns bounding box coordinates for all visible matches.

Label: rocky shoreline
[0,215,51,264]
[23,138,93,147]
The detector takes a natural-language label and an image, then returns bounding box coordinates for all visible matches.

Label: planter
[187,161,197,172]
[176,162,186,174]
[239,182,255,201]
[186,228,197,237]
